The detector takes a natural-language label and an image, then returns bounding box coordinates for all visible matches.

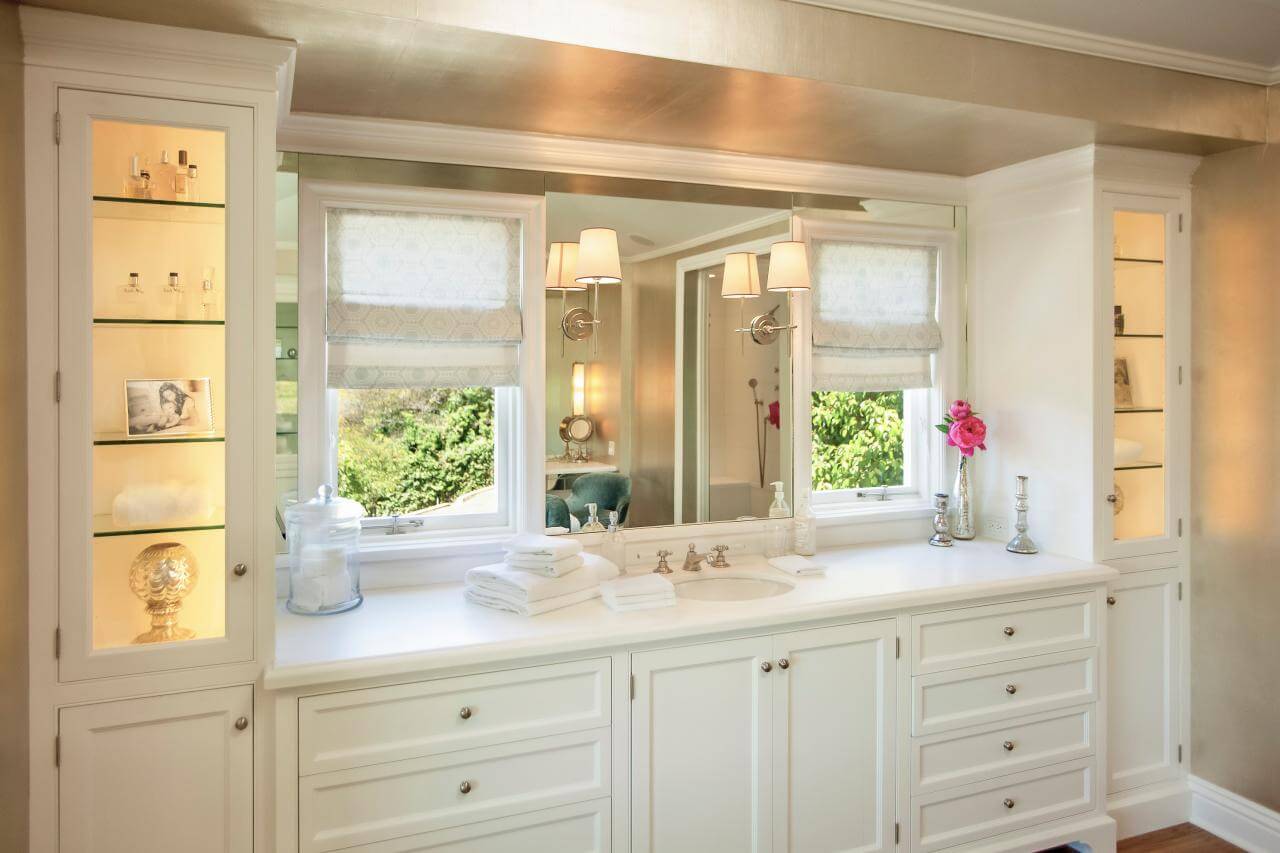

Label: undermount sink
[674,573,795,602]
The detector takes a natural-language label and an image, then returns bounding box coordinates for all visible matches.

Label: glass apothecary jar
[285,485,364,615]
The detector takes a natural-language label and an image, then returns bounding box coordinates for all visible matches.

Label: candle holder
[929,493,954,547]
[1006,475,1039,554]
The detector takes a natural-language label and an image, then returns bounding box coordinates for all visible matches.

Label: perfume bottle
[152,149,177,200]
[174,150,190,200]
[122,154,145,198]
[165,271,187,319]
[187,164,199,202]
[137,169,153,200]
[1114,305,1125,336]
[119,272,144,307]
[200,265,220,320]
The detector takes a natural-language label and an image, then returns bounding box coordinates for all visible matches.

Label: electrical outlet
[984,518,1007,536]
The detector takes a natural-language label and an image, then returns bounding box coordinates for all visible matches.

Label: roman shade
[326,207,524,388]
[810,238,941,391]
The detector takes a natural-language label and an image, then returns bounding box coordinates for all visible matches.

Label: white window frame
[792,216,962,522]
[298,180,545,554]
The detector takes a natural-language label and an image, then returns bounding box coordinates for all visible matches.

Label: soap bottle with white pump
[581,502,606,534]
[765,481,791,557]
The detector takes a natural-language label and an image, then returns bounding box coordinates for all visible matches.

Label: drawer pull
[1002,626,1015,637]
[459,706,473,720]
[1002,740,1015,751]
[1003,797,1015,809]
[1107,595,1116,606]
[777,658,790,670]
[761,661,773,673]
[1004,683,1017,695]
[459,780,473,795]
[234,716,249,731]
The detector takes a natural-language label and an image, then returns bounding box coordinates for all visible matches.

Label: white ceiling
[807,0,1280,80]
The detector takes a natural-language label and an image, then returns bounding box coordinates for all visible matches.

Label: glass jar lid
[284,484,365,523]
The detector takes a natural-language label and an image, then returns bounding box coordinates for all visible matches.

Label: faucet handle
[654,549,673,574]
[710,544,731,568]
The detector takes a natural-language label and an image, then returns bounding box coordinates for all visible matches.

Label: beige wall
[0,2,27,848]
[1190,142,1280,812]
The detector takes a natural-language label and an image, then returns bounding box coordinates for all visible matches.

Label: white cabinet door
[632,636,774,853]
[59,686,253,853]
[772,620,896,853]
[1107,568,1181,793]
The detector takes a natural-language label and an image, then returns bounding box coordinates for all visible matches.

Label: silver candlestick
[929,493,954,547]
[1006,475,1039,554]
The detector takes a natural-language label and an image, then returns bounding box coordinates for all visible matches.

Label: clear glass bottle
[581,501,606,534]
[122,154,145,198]
[793,495,818,556]
[137,169,153,200]
[174,149,190,200]
[601,510,627,569]
[200,265,220,320]
[284,485,365,615]
[118,271,144,311]
[152,149,177,200]
[765,480,791,557]
[187,164,199,201]
[164,271,187,319]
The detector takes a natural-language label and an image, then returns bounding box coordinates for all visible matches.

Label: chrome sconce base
[735,305,797,346]
[561,305,597,341]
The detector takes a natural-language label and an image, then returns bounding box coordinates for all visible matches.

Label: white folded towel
[465,553,620,616]
[768,555,825,576]
[603,595,676,612]
[600,573,675,599]
[505,553,584,577]
[504,533,583,560]
[111,482,213,528]
[465,585,600,616]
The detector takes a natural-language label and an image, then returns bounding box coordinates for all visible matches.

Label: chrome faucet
[653,549,673,574]
[681,544,705,572]
[708,545,731,568]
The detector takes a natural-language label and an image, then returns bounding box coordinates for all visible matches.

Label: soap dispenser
[601,510,627,569]
[765,481,791,557]
[581,502,606,533]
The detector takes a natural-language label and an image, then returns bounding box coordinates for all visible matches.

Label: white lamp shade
[546,242,585,291]
[575,228,622,285]
[766,241,811,292]
[721,252,761,298]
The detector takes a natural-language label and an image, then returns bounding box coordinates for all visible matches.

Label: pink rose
[947,416,988,457]
[949,399,973,420]
[767,400,781,429]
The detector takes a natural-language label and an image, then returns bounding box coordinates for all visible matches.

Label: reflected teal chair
[566,473,631,527]
[545,494,572,530]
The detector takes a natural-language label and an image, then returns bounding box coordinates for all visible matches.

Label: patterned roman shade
[810,239,941,391]
[326,207,524,388]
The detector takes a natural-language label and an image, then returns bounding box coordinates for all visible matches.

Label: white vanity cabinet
[630,620,896,853]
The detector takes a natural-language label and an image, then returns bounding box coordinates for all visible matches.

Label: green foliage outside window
[811,390,905,491]
[337,387,495,517]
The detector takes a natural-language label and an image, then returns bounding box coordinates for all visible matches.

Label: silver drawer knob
[760,661,773,673]
[1003,798,1015,809]
[459,780,472,794]
[234,716,249,731]
[1005,683,1017,695]
[1002,740,1015,752]
[1107,595,1117,606]
[1002,626,1015,637]
[233,562,248,577]
[459,706,472,720]
[777,658,790,670]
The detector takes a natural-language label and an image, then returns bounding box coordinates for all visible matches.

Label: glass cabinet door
[57,90,255,679]
[1104,194,1184,558]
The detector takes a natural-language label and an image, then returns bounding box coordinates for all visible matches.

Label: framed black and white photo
[125,378,215,438]
[1113,357,1134,408]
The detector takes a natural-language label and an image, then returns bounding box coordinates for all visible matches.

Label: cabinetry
[630,620,895,853]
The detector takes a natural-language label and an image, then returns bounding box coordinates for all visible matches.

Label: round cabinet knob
[1005,683,1018,695]
[1106,494,1118,504]
[233,563,248,577]
[459,781,472,795]
[234,716,249,731]
[777,658,790,670]
[1003,798,1016,809]
[1107,595,1117,606]
[760,661,773,673]
[459,706,472,720]
[1002,626,1015,637]
[1002,740,1015,752]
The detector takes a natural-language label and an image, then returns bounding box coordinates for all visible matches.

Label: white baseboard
[1190,775,1280,853]
[1107,780,1190,840]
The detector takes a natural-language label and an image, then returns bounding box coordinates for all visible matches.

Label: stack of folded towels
[599,573,676,612]
[464,534,620,616]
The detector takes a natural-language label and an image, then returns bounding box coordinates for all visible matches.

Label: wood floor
[1117,823,1242,852]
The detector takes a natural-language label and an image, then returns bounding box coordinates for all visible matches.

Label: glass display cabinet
[1101,193,1187,560]
[57,90,255,679]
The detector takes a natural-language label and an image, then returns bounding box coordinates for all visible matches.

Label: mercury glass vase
[951,455,976,540]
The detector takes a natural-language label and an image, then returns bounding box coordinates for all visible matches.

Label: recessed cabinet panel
[57,90,255,679]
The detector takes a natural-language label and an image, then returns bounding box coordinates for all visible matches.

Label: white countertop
[267,538,1116,691]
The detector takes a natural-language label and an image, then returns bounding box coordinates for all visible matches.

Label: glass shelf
[1116,407,1164,414]
[93,510,226,538]
[1114,256,1164,265]
[94,318,225,327]
[1116,460,1163,471]
[1115,333,1163,339]
[93,433,225,446]
[93,195,225,209]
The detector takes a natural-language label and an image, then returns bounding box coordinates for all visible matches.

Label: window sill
[812,497,935,527]
[355,526,514,563]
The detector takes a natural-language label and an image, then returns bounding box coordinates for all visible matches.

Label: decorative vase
[951,456,976,540]
[129,542,198,644]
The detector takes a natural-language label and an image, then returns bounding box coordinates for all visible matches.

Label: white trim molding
[794,0,1280,85]
[1107,781,1191,841]
[1190,776,1280,853]
[277,112,968,205]
[967,145,1202,200]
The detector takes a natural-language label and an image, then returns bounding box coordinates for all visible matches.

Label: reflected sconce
[733,240,810,345]
[546,242,593,352]
[575,227,622,355]
[720,252,761,299]
[571,361,586,416]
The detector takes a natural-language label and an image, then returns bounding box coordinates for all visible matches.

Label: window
[797,219,960,513]
[299,182,541,542]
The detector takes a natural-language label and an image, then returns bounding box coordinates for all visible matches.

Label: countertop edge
[264,564,1118,692]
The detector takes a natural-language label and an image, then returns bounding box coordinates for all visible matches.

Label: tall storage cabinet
[21,8,292,851]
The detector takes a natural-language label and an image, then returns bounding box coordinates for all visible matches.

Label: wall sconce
[576,227,622,356]
[571,361,586,416]
[729,241,811,345]
[546,242,595,354]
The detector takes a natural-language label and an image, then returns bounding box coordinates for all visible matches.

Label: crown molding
[795,0,1280,85]
[20,6,296,109]
[966,144,1201,199]
[277,112,968,205]
[621,211,791,264]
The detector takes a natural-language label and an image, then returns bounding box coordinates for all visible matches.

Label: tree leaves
[811,390,905,491]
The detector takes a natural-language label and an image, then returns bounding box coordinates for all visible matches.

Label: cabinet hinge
[54,734,60,767]
[54,627,60,659]
[1178,213,1183,233]
[1178,581,1183,601]
[54,111,61,145]
[630,673,635,700]
[1178,365,1183,385]
[1178,744,1183,763]
[54,371,61,403]
[895,822,900,845]
[895,637,901,659]
[1177,518,1183,538]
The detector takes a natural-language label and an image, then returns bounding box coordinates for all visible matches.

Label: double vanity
[270,540,1117,853]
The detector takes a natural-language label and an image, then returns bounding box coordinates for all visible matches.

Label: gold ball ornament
[129,542,199,644]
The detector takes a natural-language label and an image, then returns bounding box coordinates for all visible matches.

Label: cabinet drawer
[913,649,1097,736]
[299,728,611,852]
[912,706,1094,794]
[911,757,1096,852]
[912,593,1096,674]
[331,798,610,852]
[299,658,610,774]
